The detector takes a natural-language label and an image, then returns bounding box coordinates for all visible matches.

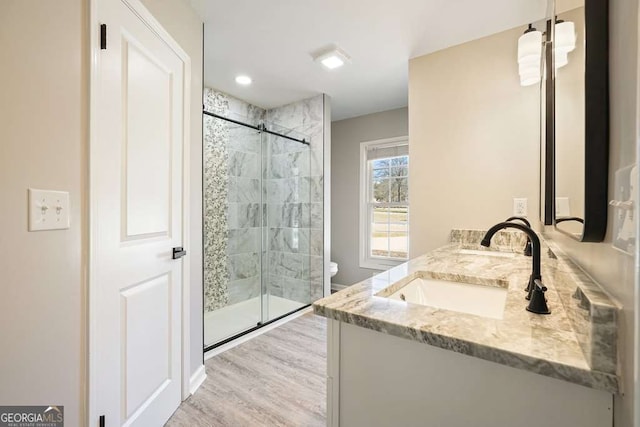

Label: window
[359,137,409,270]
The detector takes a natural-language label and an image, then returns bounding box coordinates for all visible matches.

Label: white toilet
[329,261,339,277]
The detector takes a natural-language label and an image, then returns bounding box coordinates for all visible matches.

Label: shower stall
[203,89,325,350]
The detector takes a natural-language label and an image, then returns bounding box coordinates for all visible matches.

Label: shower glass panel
[203,111,313,349]
[262,123,312,322]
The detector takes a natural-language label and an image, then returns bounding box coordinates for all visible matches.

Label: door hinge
[100,24,107,50]
[99,415,105,427]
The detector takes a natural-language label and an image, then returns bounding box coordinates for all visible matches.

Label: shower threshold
[204,295,309,351]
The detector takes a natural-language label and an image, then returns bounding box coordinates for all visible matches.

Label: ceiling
[191,0,548,121]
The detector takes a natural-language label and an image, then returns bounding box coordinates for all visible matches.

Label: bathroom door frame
[87,0,192,424]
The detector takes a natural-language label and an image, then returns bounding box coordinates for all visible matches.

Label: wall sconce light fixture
[554,20,576,69]
[518,24,543,86]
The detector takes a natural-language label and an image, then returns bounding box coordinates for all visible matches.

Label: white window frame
[359,136,409,270]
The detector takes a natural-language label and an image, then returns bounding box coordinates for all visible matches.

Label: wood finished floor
[166,313,327,427]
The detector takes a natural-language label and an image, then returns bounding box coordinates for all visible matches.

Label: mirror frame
[543,19,554,226]
[546,0,610,242]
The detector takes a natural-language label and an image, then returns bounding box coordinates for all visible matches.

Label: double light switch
[28,188,70,231]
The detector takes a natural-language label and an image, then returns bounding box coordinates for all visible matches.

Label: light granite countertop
[313,230,620,394]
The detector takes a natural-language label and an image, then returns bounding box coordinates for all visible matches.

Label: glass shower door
[203,114,264,347]
[203,110,316,349]
[262,124,314,322]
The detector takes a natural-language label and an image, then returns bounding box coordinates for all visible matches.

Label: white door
[92,0,189,425]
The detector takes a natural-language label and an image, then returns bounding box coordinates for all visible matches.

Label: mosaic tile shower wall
[203,89,231,312]
[203,88,266,312]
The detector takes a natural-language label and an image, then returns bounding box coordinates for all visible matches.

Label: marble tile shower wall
[227,123,263,306]
[266,95,324,303]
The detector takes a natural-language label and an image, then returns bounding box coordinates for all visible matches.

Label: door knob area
[172,247,187,259]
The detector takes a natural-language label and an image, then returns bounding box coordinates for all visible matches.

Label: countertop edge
[313,303,619,394]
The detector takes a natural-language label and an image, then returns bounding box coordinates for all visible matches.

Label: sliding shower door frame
[204,304,311,351]
[203,111,312,352]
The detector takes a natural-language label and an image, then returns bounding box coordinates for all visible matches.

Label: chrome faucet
[481,222,550,315]
[505,216,533,257]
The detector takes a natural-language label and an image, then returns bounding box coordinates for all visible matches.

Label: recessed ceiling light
[313,46,351,70]
[235,75,252,85]
[321,55,344,69]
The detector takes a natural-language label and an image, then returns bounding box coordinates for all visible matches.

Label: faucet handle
[533,279,547,292]
[526,279,551,315]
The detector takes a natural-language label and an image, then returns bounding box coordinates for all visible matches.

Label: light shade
[518,29,543,64]
[235,75,252,85]
[313,46,351,70]
[520,66,541,86]
[555,21,576,54]
[555,51,568,69]
[321,55,345,69]
[520,76,541,86]
[517,27,542,86]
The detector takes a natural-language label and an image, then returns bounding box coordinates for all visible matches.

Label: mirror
[554,3,585,237]
[550,0,609,241]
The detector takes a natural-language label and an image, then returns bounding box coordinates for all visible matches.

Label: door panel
[123,37,172,239]
[93,0,187,425]
[121,274,171,417]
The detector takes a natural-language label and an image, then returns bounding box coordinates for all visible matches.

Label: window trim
[359,136,409,271]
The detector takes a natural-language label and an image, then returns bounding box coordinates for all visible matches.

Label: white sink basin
[456,249,516,258]
[385,277,508,319]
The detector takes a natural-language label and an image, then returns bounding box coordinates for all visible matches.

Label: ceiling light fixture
[235,75,252,85]
[312,46,351,70]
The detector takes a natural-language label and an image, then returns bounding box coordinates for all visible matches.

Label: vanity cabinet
[316,235,620,427]
[326,319,612,427]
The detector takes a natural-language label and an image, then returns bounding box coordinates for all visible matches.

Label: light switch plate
[28,188,70,231]
[611,163,636,255]
[513,198,528,216]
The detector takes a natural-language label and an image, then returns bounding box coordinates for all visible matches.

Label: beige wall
[0,0,88,424]
[545,0,639,425]
[408,25,541,256]
[331,108,408,286]
[139,0,204,383]
[0,0,202,424]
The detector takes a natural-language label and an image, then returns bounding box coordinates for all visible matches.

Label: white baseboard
[331,283,347,292]
[205,307,312,360]
[189,364,207,395]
